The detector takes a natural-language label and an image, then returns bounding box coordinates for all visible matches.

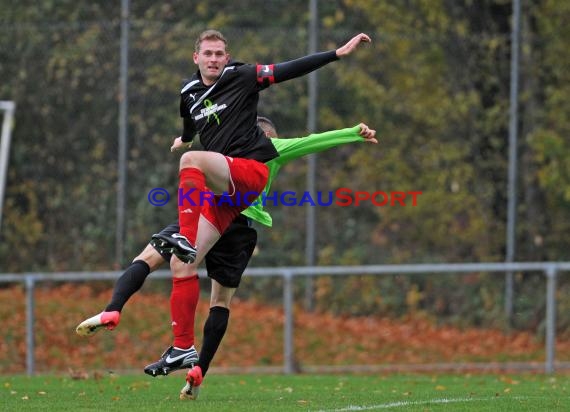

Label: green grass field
[2,373,569,411]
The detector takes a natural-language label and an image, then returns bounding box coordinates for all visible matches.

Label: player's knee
[133,246,164,271]
[180,151,202,169]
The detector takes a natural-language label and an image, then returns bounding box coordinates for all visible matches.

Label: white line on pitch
[313,395,531,411]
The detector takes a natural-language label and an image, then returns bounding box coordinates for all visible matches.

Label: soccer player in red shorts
[76,118,377,400]
[147,29,371,388]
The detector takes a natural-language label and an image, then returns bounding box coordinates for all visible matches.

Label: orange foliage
[1,284,568,374]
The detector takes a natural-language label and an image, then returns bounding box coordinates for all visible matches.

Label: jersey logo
[194,98,227,125]
[204,99,220,124]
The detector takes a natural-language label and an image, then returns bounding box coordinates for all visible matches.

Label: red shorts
[201,157,268,234]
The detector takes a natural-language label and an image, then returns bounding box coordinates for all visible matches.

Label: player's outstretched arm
[270,123,378,165]
[269,33,371,85]
[336,33,372,58]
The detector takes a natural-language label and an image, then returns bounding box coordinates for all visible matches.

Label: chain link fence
[2,2,567,340]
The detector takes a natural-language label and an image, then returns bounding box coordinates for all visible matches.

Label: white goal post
[0,100,16,231]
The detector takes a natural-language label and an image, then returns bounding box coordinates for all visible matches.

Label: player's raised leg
[150,151,230,263]
[76,243,166,336]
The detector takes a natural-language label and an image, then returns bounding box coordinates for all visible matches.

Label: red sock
[170,275,199,348]
[178,167,206,244]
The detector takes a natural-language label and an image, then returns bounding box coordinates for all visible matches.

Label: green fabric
[241,125,364,227]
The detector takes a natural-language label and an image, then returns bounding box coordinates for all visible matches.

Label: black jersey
[179,50,339,163]
[180,62,278,162]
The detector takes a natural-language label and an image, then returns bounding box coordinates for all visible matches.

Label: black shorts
[152,215,257,288]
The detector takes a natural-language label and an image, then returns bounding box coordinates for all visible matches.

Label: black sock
[198,306,230,377]
[105,260,150,312]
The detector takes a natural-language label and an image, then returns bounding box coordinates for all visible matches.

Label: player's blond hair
[195,29,228,52]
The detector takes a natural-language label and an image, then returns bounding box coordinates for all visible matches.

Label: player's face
[193,39,230,85]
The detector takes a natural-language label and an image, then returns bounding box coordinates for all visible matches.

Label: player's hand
[358,123,377,144]
[336,33,371,58]
[171,136,192,152]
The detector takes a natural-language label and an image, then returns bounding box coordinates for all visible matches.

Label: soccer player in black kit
[145,29,371,395]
